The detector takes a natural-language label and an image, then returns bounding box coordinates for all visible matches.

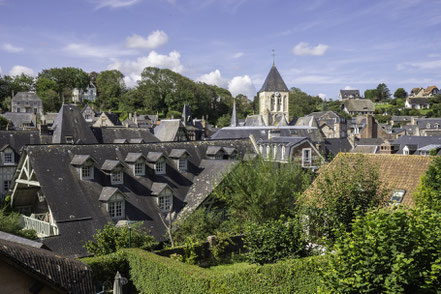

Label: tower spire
[272,49,275,66]
[230,99,238,127]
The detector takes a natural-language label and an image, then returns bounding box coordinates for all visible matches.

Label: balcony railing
[21,215,59,237]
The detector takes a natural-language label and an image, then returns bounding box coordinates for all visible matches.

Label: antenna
[272,49,275,65]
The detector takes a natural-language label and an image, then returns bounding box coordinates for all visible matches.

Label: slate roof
[91,127,159,144]
[0,130,41,154]
[339,89,361,99]
[415,118,441,130]
[154,119,184,141]
[101,159,123,171]
[259,65,289,92]
[52,104,98,144]
[2,112,36,129]
[0,238,94,293]
[211,126,325,144]
[393,135,441,154]
[0,231,45,249]
[146,151,165,162]
[70,155,95,166]
[150,182,169,195]
[129,138,145,144]
[324,138,353,156]
[230,102,238,127]
[402,124,419,136]
[113,138,128,144]
[168,149,189,158]
[407,97,429,104]
[244,115,266,127]
[342,99,375,112]
[104,112,122,125]
[352,145,378,154]
[12,92,42,102]
[391,116,412,123]
[303,153,433,207]
[99,187,122,201]
[13,140,253,257]
[182,104,193,126]
[125,152,145,163]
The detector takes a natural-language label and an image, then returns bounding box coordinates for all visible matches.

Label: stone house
[11,92,43,116]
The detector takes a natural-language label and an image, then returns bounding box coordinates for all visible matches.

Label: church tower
[258,64,289,126]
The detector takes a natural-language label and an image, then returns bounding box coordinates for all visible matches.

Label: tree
[214,156,313,225]
[95,69,126,109]
[364,89,380,101]
[301,154,387,241]
[0,207,37,239]
[216,114,231,128]
[288,87,323,119]
[394,88,408,99]
[322,207,441,293]
[37,67,90,101]
[376,83,391,100]
[415,156,441,211]
[84,222,157,256]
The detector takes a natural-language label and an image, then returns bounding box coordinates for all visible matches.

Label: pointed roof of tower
[230,100,238,127]
[182,103,193,126]
[259,65,289,92]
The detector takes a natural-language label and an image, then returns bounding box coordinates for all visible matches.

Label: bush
[123,248,326,294]
[415,156,441,211]
[84,222,158,256]
[244,216,306,265]
[0,207,37,239]
[81,252,128,285]
[322,207,441,293]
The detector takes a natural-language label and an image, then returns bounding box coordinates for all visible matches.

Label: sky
[1,0,441,100]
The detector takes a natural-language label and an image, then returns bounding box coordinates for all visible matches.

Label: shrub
[84,222,157,256]
[415,156,441,211]
[81,252,128,285]
[0,207,37,239]
[244,216,306,265]
[322,207,441,293]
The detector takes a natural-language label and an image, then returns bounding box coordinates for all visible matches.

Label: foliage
[209,231,234,262]
[415,156,441,211]
[0,115,9,130]
[173,208,225,245]
[322,207,441,293]
[37,67,90,100]
[301,154,387,241]
[394,87,408,99]
[0,207,37,239]
[216,114,231,128]
[123,248,326,294]
[165,110,181,119]
[95,69,126,109]
[376,83,391,100]
[244,216,306,265]
[364,89,379,101]
[289,87,323,119]
[84,222,157,256]
[81,251,129,286]
[214,157,313,225]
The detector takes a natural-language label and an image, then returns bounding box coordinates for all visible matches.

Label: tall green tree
[288,87,323,120]
[95,69,126,109]
[376,83,391,100]
[415,156,441,211]
[394,87,408,99]
[364,88,380,101]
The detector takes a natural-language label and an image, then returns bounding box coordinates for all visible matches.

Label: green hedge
[123,248,327,294]
[81,252,129,285]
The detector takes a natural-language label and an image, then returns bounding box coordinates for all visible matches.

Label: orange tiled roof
[424,85,438,95]
[302,153,433,207]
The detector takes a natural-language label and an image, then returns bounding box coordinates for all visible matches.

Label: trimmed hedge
[123,248,327,294]
[81,252,129,285]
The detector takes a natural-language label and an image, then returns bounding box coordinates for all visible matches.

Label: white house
[72,83,97,103]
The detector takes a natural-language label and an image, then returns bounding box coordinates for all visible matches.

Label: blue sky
[1,0,441,100]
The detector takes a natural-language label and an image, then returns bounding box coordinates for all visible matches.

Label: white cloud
[62,42,137,58]
[318,93,328,100]
[126,30,168,50]
[292,42,328,56]
[402,59,441,70]
[292,75,343,84]
[344,85,356,90]
[232,52,244,59]
[2,43,23,53]
[92,0,140,9]
[9,65,34,76]
[196,69,228,88]
[108,50,184,87]
[228,75,256,99]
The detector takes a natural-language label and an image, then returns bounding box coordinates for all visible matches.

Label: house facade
[11,92,43,116]
[72,83,97,103]
[405,97,430,109]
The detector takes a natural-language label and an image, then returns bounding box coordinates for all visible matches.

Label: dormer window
[302,148,312,167]
[99,187,126,220]
[65,136,74,144]
[146,152,167,175]
[71,155,96,180]
[389,189,406,205]
[101,160,125,185]
[168,149,190,172]
[3,150,14,165]
[206,146,225,160]
[125,153,146,176]
[151,183,173,213]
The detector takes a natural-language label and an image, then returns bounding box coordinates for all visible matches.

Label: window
[155,161,165,175]
[3,180,10,192]
[215,152,223,160]
[81,165,93,180]
[134,162,145,176]
[178,159,187,171]
[3,152,13,164]
[65,136,74,144]
[403,146,410,155]
[389,189,406,205]
[108,201,123,218]
[158,194,172,212]
[302,148,312,167]
[111,170,123,184]
[85,114,91,121]
[17,108,20,112]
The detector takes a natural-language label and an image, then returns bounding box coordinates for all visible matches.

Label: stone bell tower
[258,63,289,126]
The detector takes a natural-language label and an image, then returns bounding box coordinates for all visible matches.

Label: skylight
[389,189,406,205]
